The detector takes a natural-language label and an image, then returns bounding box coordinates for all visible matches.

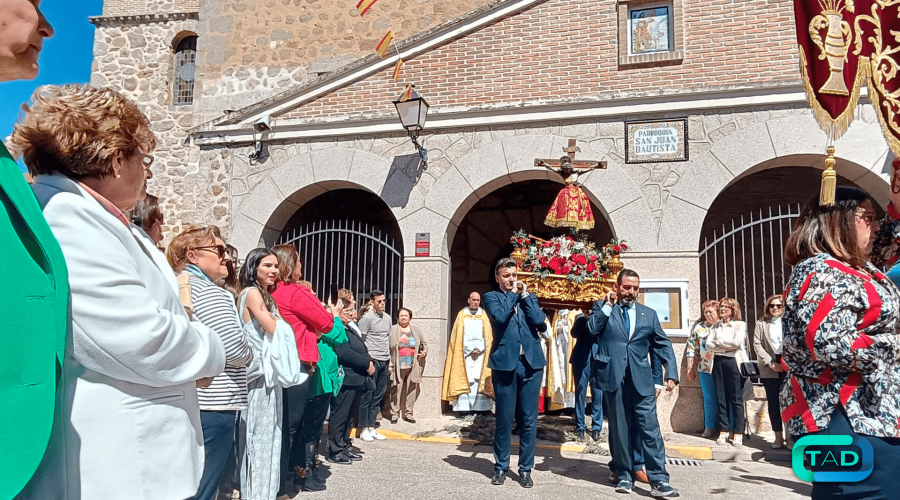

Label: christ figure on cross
[535,139,606,231]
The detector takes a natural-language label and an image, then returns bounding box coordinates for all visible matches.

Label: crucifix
[534,139,607,181]
[536,139,605,230]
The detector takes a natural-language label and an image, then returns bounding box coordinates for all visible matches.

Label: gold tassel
[820,146,837,207]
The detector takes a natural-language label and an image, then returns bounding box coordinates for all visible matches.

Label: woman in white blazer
[12,85,226,500]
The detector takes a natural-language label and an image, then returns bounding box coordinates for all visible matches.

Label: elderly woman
[706,297,747,447]
[130,193,164,246]
[388,307,428,424]
[782,187,900,499]
[753,294,787,449]
[329,289,375,464]
[11,84,226,500]
[0,3,67,497]
[685,300,720,438]
[167,226,253,500]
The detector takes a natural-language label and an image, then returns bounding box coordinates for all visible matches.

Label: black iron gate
[699,204,801,335]
[279,219,404,319]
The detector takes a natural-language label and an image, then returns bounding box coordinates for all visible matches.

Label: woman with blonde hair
[270,244,335,493]
[13,84,225,499]
[706,297,747,446]
[753,294,787,449]
[685,300,720,438]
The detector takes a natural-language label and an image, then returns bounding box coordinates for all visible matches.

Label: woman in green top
[291,286,347,493]
[0,2,68,498]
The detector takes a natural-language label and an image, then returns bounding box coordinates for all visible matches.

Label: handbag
[239,289,308,388]
[734,344,759,378]
[262,319,308,389]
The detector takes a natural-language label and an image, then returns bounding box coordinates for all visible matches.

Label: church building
[89,0,893,428]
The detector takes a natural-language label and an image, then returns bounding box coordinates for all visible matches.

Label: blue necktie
[622,305,630,339]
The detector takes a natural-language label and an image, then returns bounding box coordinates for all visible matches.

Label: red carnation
[573,254,587,265]
[517,238,524,244]
[621,243,628,250]
[613,245,621,253]
[587,262,596,273]
[562,265,572,275]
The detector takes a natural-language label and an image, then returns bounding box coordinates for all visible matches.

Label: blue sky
[1,0,103,164]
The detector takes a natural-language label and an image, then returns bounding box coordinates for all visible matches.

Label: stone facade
[93,0,895,429]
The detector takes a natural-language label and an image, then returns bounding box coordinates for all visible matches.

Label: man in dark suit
[482,257,548,489]
[569,313,604,442]
[587,269,680,497]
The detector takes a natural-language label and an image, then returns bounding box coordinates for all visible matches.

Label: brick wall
[103,0,198,16]
[277,0,800,120]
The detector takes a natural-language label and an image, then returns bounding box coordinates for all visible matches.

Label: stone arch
[659,113,891,253]
[229,146,408,253]
[170,30,198,53]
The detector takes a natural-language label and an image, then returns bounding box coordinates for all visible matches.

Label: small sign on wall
[625,118,689,163]
[415,233,430,257]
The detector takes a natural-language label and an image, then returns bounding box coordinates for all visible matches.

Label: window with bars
[173,36,197,106]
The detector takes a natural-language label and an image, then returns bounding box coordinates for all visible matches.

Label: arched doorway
[698,165,878,333]
[449,179,614,320]
[278,188,404,318]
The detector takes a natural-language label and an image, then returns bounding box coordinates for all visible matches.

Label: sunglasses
[194,245,227,259]
[769,304,784,309]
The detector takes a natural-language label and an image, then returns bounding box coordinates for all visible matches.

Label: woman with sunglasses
[685,300,721,438]
[783,187,900,499]
[12,85,226,499]
[753,294,787,449]
[167,226,253,500]
[706,297,747,447]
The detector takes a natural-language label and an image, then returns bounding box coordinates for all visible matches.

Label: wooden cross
[534,139,607,170]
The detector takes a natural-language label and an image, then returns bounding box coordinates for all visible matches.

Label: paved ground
[292,438,812,499]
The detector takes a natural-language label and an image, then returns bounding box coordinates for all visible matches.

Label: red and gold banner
[392,59,404,81]
[794,0,900,154]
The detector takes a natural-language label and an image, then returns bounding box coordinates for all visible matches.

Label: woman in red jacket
[271,244,335,493]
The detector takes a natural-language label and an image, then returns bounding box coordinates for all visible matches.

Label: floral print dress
[685,321,715,374]
[780,253,900,438]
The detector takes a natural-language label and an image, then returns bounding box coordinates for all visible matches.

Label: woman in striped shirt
[168,226,253,500]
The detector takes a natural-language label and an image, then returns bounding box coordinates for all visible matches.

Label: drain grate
[666,458,705,467]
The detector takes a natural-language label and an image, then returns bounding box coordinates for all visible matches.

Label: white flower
[574,242,585,250]
[560,249,571,258]
[543,247,553,256]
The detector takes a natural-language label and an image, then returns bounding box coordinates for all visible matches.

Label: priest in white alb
[441,292,494,412]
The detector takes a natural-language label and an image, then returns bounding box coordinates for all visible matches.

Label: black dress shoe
[592,429,602,442]
[390,417,399,424]
[576,430,585,440]
[519,470,533,488]
[327,453,352,465]
[345,450,363,461]
[491,470,506,485]
[403,416,417,423]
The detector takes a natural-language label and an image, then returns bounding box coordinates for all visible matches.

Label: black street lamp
[393,84,430,168]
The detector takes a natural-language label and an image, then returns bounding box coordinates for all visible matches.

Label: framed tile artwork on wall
[628,5,671,55]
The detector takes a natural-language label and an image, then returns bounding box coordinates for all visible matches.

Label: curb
[351,427,716,459]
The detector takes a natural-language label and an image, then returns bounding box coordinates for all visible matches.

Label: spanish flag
[376,30,393,58]
[356,0,379,16]
[392,59,404,81]
[398,84,413,102]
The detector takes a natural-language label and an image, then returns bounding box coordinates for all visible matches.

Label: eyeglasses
[769,304,784,309]
[137,153,154,171]
[855,210,876,225]
[194,245,227,259]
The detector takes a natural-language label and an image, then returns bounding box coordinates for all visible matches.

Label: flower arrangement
[603,237,628,255]
[510,230,630,283]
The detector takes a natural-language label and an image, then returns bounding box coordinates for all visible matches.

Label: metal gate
[278,219,404,319]
[699,204,802,335]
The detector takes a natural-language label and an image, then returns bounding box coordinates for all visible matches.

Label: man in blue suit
[587,269,680,497]
[482,258,548,489]
[569,313,603,441]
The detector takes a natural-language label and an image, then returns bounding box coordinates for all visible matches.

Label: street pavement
[296,438,812,499]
